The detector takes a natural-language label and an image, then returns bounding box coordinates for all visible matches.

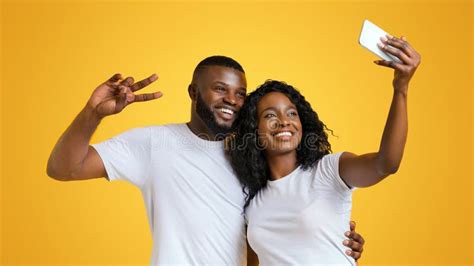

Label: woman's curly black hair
[227,80,333,211]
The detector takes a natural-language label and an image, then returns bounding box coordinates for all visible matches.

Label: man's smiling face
[191,65,247,135]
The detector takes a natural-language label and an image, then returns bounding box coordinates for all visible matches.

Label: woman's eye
[216,87,225,91]
[288,111,298,117]
[237,92,246,98]
[264,113,276,119]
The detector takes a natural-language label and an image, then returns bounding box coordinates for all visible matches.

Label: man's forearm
[47,104,102,179]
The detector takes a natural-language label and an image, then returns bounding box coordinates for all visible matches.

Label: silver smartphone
[358,19,401,63]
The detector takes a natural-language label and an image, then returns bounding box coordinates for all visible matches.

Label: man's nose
[223,92,237,105]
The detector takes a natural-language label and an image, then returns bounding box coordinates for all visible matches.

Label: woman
[228,36,420,264]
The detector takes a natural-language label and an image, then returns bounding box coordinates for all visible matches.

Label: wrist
[393,85,408,98]
[83,103,103,123]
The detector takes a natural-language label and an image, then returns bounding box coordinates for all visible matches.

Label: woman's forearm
[376,88,408,175]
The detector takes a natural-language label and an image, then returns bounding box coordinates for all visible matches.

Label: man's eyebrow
[213,81,229,86]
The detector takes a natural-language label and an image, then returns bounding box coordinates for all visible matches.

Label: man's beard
[196,92,233,136]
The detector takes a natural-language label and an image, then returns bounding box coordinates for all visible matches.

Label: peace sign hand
[87,73,163,118]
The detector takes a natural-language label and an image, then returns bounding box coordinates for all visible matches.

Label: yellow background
[1,0,473,265]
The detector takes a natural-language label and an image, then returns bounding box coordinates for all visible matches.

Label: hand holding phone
[358,19,402,63]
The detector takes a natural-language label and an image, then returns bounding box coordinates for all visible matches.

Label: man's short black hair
[194,55,245,74]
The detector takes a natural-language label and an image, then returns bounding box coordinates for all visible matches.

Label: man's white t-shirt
[246,152,356,266]
[92,123,247,265]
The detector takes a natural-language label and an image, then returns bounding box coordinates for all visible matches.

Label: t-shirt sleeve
[91,127,152,188]
[318,152,356,196]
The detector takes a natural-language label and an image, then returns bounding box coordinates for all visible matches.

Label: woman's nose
[276,118,290,128]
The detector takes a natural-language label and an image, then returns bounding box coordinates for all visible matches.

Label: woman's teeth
[274,131,292,137]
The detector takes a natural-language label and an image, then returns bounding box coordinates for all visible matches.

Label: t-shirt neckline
[180,123,225,149]
[267,165,303,187]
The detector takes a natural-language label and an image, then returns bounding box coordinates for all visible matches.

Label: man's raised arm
[47,73,162,181]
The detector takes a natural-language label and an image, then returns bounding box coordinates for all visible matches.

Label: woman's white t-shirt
[246,152,356,266]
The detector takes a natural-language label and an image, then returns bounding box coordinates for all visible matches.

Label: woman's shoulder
[311,152,353,193]
[312,152,345,173]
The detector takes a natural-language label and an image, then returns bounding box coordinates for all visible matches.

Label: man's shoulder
[130,123,184,133]
[111,123,184,142]
[148,123,186,135]
[145,123,192,145]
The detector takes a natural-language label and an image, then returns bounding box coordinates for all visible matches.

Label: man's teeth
[275,132,292,137]
[219,108,234,115]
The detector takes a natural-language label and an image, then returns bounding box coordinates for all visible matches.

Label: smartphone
[358,19,401,63]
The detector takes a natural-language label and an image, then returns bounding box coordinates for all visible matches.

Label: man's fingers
[130,74,159,92]
[108,73,122,83]
[346,230,365,246]
[115,86,128,111]
[346,250,361,260]
[343,239,363,252]
[133,91,163,102]
[353,232,365,245]
[345,221,364,261]
[120,76,135,87]
[350,220,356,231]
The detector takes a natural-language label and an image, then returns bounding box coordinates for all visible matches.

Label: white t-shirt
[92,123,247,265]
[246,152,356,266]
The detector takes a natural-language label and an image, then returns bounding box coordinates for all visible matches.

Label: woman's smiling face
[257,91,303,156]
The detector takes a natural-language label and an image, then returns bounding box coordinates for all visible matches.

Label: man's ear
[188,84,197,100]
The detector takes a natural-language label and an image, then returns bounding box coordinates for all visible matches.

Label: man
[47,56,365,264]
